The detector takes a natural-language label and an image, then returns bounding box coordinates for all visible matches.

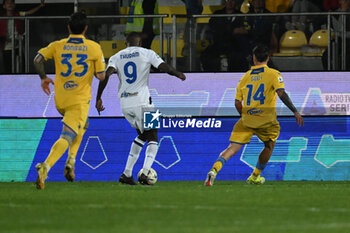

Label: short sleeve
[38,42,56,61]
[94,45,106,73]
[273,72,285,91]
[148,50,164,68]
[19,11,26,16]
[235,80,243,101]
[106,54,117,72]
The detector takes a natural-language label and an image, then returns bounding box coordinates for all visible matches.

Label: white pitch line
[42,91,54,117]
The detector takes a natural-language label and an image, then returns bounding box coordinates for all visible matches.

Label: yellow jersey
[38,34,105,109]
[235,64,285,128]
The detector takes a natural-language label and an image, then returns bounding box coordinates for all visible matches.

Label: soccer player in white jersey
[96,32,186,185]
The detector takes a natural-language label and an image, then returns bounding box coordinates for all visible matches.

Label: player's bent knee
[264,140,275,151]
[228,142,243,152]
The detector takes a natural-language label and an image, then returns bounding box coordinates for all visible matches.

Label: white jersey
[107,46,164,108]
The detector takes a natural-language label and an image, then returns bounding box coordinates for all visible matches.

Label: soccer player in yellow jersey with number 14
[33,12,105,190]
[205,44,304,186]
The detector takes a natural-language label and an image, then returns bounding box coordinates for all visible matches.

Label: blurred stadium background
[1,0,350,182]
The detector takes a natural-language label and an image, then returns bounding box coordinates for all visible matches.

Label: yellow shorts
[57,103,90,136]
[229,119,280,144]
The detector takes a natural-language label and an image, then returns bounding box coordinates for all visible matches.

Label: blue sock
[256,161,267,171]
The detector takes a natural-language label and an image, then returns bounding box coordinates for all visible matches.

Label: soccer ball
[138,168,158,185]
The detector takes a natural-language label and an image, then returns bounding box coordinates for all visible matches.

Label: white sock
[142,141,158,175]
[66,156,75,165]
[44,162,51,173]
[124,137,145,177]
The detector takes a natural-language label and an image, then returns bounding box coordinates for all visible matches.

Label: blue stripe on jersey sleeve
[37,53,44,59]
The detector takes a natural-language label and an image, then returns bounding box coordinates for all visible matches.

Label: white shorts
[122,104,155,133]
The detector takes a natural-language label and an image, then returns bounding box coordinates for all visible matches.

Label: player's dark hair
[3,0,15,4]
[253,44,270,62]
[126,32,142,46]
[68,12,87,34]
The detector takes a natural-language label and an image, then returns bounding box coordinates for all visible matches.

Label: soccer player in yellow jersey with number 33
[33,12,106,189]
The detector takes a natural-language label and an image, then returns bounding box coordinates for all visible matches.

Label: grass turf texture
[0,181,350,233]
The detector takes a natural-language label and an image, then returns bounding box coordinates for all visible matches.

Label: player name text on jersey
[63,45,88,52]
[120,52,140,59]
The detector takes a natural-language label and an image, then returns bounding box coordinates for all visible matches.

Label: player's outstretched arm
[277,89,304,126]
[158,63,186,81]
[33,54,54,95]
[95,67,115,115]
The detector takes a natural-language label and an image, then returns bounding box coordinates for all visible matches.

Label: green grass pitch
[1,181,350,233]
